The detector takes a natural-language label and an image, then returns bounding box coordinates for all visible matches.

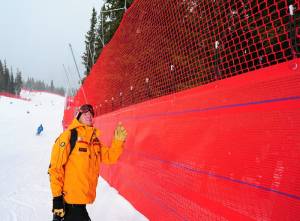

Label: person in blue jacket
[36,124,44,135]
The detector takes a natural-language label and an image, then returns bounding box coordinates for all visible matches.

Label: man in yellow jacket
[48,104,127,221]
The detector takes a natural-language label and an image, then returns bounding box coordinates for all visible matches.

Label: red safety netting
[96,59,300,221]
[64,0,300,122]
[61,1,300,220]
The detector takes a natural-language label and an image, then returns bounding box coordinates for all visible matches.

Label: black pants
[64,203,91,221]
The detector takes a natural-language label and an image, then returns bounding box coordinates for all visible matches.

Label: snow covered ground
[0,90,148,221]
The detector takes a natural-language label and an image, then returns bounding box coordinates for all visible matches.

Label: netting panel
[61,1,300,219]
[96,59,300,221]
[68,0,300,115]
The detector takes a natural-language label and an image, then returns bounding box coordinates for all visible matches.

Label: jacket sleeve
[48,130,71,197]
[100,139,124,164]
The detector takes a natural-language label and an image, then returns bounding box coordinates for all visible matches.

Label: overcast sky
[0,0,104,89]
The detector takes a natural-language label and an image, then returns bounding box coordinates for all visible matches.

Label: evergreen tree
[102,0,127,43]
[94,0,133,61]
[50,80,54,92]
[0,60,4,92]
[15,70,23,95]
[0,60,23,94]
[27,78,33,90]
[54,87,65,96]
[3,61,10,92]
[9,73,15,94]
[95,7,105,59]
[23,77,65,96]
[82,8,98,76]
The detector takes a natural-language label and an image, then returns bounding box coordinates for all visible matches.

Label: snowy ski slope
[0,90,147,221]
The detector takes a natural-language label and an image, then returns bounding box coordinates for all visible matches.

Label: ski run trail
[0,90,148,221]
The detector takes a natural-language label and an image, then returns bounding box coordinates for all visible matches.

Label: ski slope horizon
[0,90,148,221]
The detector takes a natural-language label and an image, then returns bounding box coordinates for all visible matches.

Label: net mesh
[69,0,300,116]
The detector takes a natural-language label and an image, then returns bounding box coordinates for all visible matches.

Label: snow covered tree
[94,0,133,61]
[3,61,10,92]
[50,80,54,92]
[14,70,23,95]
[0,60,4,92]
[9,73,15,94]
[82,7,98,77]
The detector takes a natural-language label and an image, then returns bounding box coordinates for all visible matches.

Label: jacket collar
[67,118,86,130]
[67,118,100,141]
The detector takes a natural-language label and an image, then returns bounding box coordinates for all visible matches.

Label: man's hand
[114,122,127,142]
[53,209,65,218]
[52,196,65,218]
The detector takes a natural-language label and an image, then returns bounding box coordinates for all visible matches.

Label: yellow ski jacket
[48,119,124,204]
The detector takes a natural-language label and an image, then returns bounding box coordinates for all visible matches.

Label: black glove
[53,214,64,221]
[52,196,65,218]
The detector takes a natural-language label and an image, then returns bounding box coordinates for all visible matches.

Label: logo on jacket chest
[79,147,87,152]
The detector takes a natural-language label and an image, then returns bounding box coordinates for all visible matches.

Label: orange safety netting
[65,0,300,119]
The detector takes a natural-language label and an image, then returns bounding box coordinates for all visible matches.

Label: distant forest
[1,0,134,97]
[0,59,65,96]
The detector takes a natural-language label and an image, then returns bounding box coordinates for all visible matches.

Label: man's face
[79,111,93,126]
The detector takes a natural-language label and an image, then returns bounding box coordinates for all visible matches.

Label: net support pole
[68,43,88,104]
